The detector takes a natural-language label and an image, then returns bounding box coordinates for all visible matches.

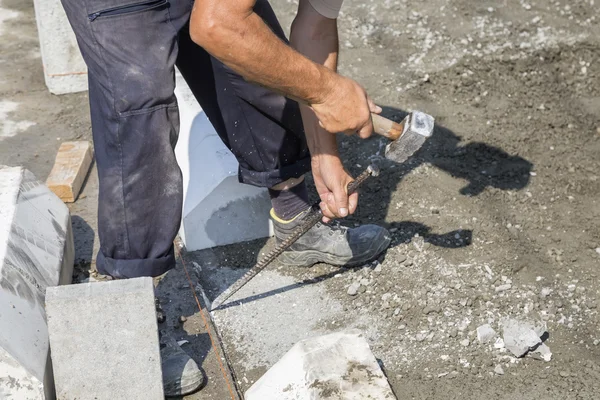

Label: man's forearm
[289,2,340,158]
[190,0,334,106]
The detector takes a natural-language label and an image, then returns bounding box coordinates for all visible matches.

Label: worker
[60,0,390,395]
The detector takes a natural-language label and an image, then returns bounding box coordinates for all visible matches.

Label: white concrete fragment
[477,324,497,343]
[530,343,552,362]
[501,318,545,358]
[32,0,88,94]
[494,365,505,375]
[46,278,163,399]
[245,330,396,400]
[0,166,74,399]
[347,282,360,296]
[174,71,273,251]
[494,337,505,349]
[495,283,512,292]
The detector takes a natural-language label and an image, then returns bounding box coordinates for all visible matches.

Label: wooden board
[46,141,93,203]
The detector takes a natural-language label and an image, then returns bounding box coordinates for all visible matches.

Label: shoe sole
[164,373,205,397]
[279,232,392,268]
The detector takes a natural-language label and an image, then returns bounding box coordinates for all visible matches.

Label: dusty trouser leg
[60,0,192,279]
[61,0,204,396]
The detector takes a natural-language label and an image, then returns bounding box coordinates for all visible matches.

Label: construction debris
[347,282,361,296]
[245,330,396,400]
[530,343,553,362]
[501,318,550,360]
[476,324,497,343]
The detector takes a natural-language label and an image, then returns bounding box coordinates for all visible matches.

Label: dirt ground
[2,0,599,399]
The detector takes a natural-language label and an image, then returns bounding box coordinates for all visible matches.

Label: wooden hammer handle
[372,113,405,140]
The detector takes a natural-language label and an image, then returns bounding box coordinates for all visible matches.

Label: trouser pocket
[85,0,178,114]
[88,0,168,21]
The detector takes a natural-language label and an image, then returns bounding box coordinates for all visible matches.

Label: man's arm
[289,0,356,220]
[189,0,377,138]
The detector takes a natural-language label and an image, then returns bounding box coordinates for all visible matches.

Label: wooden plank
[46,141,93,203]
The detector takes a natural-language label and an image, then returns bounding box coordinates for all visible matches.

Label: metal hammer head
[385,111,434,163]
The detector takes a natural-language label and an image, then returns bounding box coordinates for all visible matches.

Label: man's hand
[311,154,358,222]
[311,77,381,138]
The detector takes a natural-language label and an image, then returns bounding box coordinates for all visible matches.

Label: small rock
[179,315,187,323]
[416,332,429,342]
[530,343,552,362]
[501,318,545,358]
[423,305,439,315]
[559,371,570,378]
[494,338,505,349]
[347,283,360,296]
[540,287,553,298]
[449,328,458,338]
[397,254,407,263]
[374,264,383,273]
[460,339,470,347]
[477,324,497,343]
[360,278,370,286]
[156,311,166,324]
[494,365,504,375]
[495,284,512,292]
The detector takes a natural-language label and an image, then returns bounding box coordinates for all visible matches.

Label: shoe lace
[327,221,349,236]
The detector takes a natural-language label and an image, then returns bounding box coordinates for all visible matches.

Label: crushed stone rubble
[336,229,598,379]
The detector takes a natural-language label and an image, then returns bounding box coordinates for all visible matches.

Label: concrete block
[0,166,75,399]
[245,330,396,400]
[46,278,163,400]
[174,71,273,251]
[33,0,88,95]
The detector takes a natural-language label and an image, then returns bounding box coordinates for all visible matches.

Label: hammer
[208,111,435,311]
[371,111,435,163]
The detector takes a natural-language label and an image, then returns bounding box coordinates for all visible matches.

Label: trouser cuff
[239,156,312,188]
[96,247,176,279]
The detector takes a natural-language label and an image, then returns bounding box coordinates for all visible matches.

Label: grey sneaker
[272,208,391,267]
[160,332,204,397]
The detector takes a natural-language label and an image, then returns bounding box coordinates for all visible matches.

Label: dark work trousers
[61,0,311,279]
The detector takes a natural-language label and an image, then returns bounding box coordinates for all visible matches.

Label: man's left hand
[311,154,358,222]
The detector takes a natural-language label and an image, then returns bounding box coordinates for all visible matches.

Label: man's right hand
[311,74,382,138]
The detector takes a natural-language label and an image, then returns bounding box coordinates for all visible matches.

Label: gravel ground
[2,0,599,399]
